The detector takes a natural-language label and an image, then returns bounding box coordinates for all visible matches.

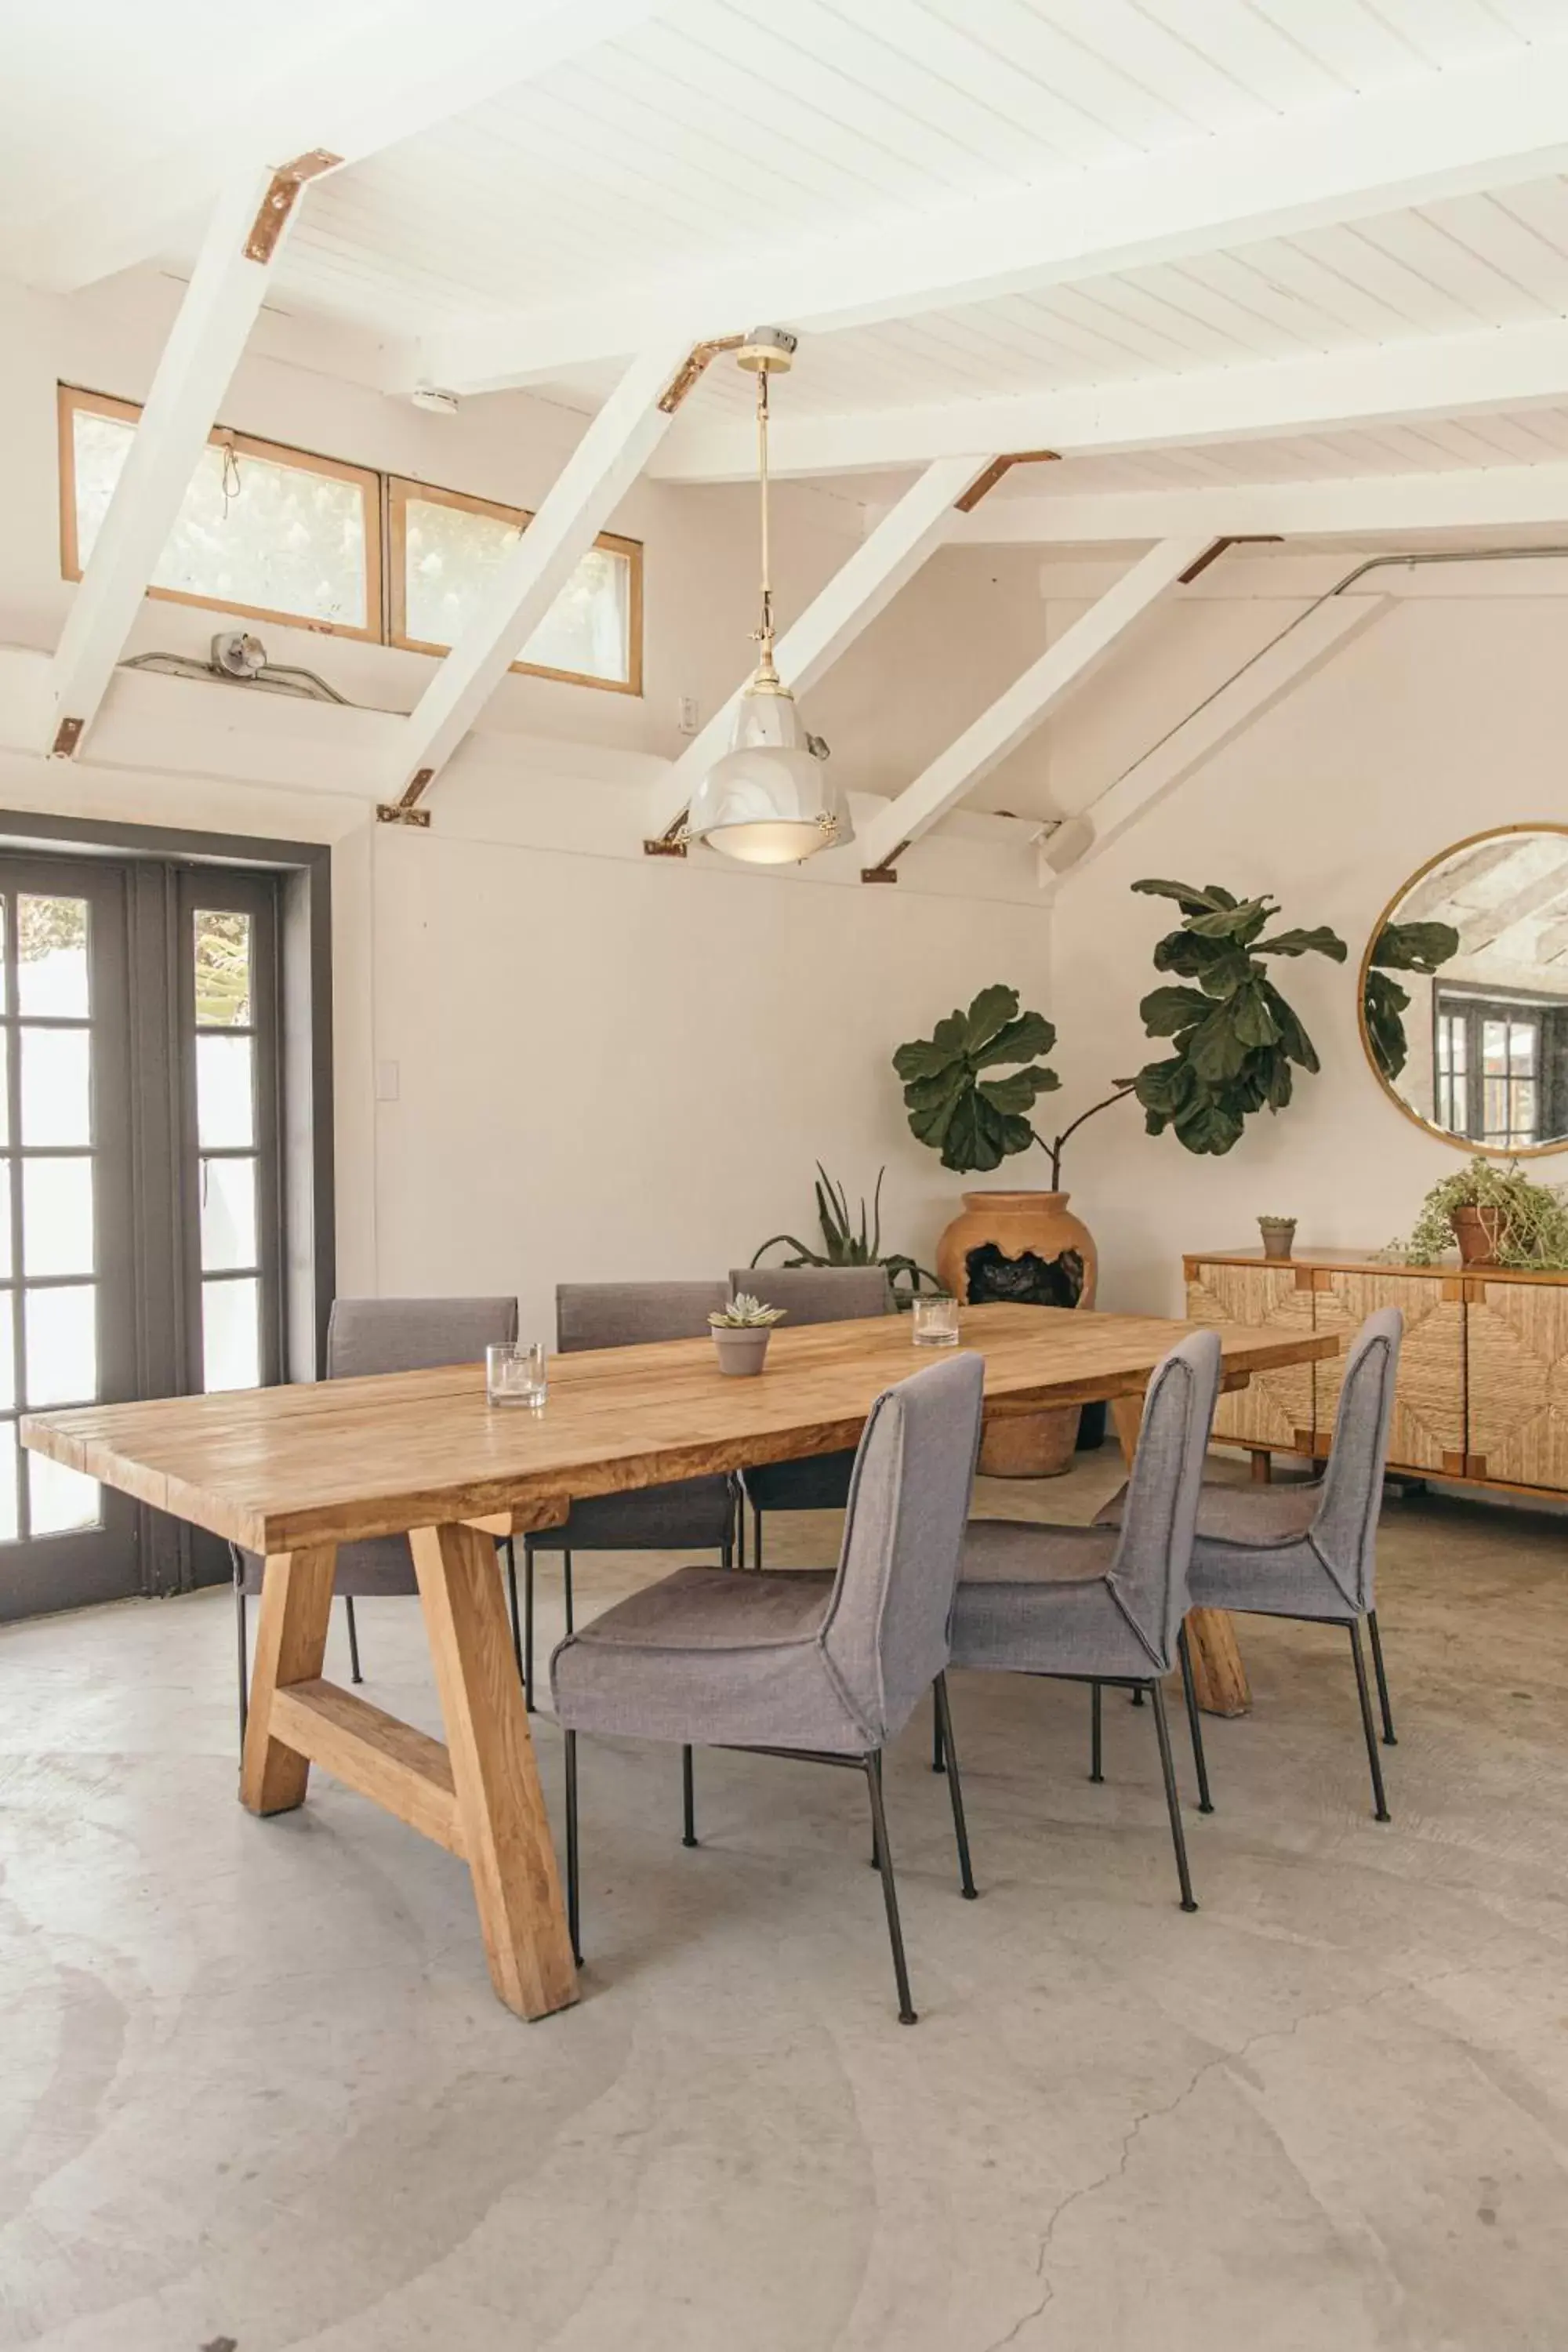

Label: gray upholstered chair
[233,1295,518,1745]
[1102,1308,1403,1824]
[728,1265,892,1566]
[520,1282,738,1710]
[550,1349,987,2023]
[949,1330,1222,1912]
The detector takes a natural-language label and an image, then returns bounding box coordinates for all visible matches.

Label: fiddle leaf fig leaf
[973,1011,1056,1069]
[961,983,1022,1054]
[1139,985,1212,1038]
[978,1065,1062,1116]
[1255,924,1348,962]
[1372,920,1459,975]
[893,984,1059,1174]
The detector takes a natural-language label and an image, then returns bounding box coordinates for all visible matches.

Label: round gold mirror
[1360,825,1568,1156]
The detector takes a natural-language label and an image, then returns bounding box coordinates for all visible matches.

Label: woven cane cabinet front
[1183,1250,1568,1497]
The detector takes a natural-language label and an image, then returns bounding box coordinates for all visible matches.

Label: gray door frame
[0,809,334,1610]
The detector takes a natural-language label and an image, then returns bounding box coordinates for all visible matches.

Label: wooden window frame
[387,474,644,697]
[57,385,383,644]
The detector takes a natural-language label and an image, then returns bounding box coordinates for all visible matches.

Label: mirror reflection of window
[1362,829,1568,1155]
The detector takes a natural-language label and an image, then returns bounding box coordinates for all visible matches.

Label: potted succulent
[1258,1215,1298,1261]
[709,1292,786,1376]
[1397,1160,1568,1270]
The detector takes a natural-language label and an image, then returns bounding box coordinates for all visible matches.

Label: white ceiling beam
[1051,596,1388,888]
[46,162,325,760]
[383,343,688,812]
[19,0,670,292]
[421,42,1568,394]
[654,318,1568,485]
[942,461,1568,547]
[644,452,992,835]
[856,537,1209,876]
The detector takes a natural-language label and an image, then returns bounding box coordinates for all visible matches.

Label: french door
[0,850,285,1619]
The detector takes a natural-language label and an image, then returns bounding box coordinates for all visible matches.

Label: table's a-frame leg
[1110,1393,1250,1719]
[240,1545,339,1813]
[412,1520,579,2021]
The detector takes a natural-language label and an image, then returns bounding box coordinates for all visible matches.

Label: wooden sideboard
[1184,1247,1568,1498]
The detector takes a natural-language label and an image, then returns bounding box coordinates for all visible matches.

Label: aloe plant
[1130,879,1347,1156]
[751,1164,937,1304]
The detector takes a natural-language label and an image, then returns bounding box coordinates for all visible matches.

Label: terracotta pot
[936,1190,1097,1478]
[711,1327,771,1377]
[1258,1218,1297,1262]
[1450,1203,1504,1268]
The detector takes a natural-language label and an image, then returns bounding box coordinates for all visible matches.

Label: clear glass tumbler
[911,1294,960,1347]
[487,1340,547,1409]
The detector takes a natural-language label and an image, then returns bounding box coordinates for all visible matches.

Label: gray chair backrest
[818,1350,985,1748]
[1312,1307,1403,1610]
[730,1265,891,1323]
[556,1280,729,1353]
[1109,1330,1223,1670]
[328,1295,517,1379]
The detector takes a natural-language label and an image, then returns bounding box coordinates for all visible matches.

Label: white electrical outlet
[677,696,699,734]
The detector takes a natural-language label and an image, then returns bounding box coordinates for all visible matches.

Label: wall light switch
[677,696,699,735]
[376,1060,400,1102]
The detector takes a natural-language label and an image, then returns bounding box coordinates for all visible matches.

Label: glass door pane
[183,881,280,1399]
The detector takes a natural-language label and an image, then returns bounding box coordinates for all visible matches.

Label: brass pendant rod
[755,367,775,674]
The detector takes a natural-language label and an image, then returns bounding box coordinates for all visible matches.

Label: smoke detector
[411,384,461,416]
[211,631,268,678]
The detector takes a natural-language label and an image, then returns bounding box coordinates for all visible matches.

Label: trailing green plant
[750,1164,938,1304]
[1363,919,1460,1082]
[1394,1157,1568,1269]
[711,1293,787,1328]
[1130,880,1347,1156]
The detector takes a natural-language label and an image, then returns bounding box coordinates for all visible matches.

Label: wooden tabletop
[21,1303,1341,1559]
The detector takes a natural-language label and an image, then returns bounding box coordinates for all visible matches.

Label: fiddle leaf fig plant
[893,985,1061,1173]
[1130,879,1348,1157]
[1363,918,1461,1081]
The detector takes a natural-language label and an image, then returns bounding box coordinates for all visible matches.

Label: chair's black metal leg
[505,1539,523,1683]
[523,1540,535,1714]
[1367,1608,1396,1745]
[344,1594,362,1685]
[1149,1682,1198,1912]
[563,1729,582,1965]
[720,1538,733,1571]
[1089,1680,1104,1784]
[753,1508,763,1571]
[932,1674,976,1899]
[1131,1687,1145,1707]
[563,1550,575,1636]
[863,1753,916,2024]
[1349,1622,1392,1822]
[1177,1628,1214,1813]
[233,1566,249,1751]
[681,1744,698,1847]
[932,1684,946,1773]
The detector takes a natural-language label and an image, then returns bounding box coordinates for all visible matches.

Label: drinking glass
[911,1294,960,1347]
[487,1339,547,1409]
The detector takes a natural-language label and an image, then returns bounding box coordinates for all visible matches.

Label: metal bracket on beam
[244,150,343,264]
[861,840,908,885]
[376,768,436,829]
[954,452,1060,513]
[643,807,690,858]
[658,336,746,415]
[50,716,85,760]
[1178,534,1284,585]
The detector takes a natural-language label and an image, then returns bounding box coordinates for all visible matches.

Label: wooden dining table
[22,1301,1338,2021]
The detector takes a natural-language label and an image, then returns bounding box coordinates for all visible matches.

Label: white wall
[1047,590,1568,1316]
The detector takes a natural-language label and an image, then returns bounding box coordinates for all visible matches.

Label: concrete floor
[2,1457,1568,2352]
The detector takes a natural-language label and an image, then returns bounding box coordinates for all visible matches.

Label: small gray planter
[711,1327,772,1377]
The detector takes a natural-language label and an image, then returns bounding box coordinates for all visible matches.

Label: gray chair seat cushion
[1094,1478,1352,1619]
[743,1450,858,1514]
[552,1565,877,1751]
[532,1472,734,1552]
[950,1522,1165,1679]
[239,1534,423,1598]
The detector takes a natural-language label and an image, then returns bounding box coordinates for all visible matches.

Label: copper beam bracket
[376,768,436,829]
[860,839,909,885]
[50,716,85,760]
[954,451,1061,513]
[1178,534,1285,585]
[658,336,746,415]
[244,150,343,264]
[643,807,691,858]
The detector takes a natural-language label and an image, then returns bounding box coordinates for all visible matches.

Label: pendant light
[684,327,854,865]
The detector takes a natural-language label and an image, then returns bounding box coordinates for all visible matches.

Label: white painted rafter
[1050,596,1390,888]
[644,452,993,837]
[942,461,1568,549]
[20,0,671,292]
[855,537,1210,877]
[45,161,326,759]
[383,342,689,811]
[421,43,1568,394]
[654,319,1568,485]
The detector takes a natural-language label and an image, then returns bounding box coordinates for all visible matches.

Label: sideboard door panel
[1185,1264,1315,1450]
[1316,1271,1464,1472]
[1465,1280,1568,1490]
